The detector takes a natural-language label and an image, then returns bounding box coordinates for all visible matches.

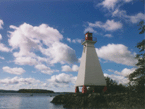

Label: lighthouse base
[82,85,87,93]
[75,87,79,93]
[75,85,87,93]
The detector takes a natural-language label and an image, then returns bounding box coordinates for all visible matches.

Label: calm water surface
[0,93,66,109]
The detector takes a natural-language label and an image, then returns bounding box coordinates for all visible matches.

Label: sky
[0,0,144,92]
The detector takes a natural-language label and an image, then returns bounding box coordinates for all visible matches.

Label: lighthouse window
[85,34,88,37]
[88,34,92,37]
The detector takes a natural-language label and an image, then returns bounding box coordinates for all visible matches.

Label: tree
[129,21,145,93]
[105,77,127,93]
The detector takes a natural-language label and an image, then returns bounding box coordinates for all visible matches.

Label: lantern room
[85,32,92,41]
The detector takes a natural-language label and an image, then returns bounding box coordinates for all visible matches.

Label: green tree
[129,21,145,93]
[105,77,127,93]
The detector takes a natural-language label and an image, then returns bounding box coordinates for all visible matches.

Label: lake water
[0,93,66,109]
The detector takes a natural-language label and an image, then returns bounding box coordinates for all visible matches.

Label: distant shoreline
[0,89,54,93]
[0,89,74,94]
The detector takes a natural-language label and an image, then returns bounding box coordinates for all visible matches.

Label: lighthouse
[75,32,106,93]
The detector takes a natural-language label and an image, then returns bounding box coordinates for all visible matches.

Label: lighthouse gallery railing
[81,37,97,45]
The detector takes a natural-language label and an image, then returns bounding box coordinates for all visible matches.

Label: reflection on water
[0,95,21,109]
[0,93,64,109]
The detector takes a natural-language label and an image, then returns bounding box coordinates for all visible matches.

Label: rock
[61,100,64,103]
[88,94,92,98]
[73,94,77,96]
[97,93,100,96]
[51,93,123,108]
[51,94,65,103]
[88,102,93,107]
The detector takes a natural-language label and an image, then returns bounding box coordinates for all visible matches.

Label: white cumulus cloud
[105,67,136,85]
[61,65,79,72]
[35,64,49,70]
[14,57,38,66]
[97,0,143,24]
[8,23,63,48]
[129,13,145,24]
[97,0,132,11]
[96,43,137,66]
[98,0,118,10]
[72,65,79,72]
[35,64,58,75]
[39,42,78,64]
[0,19,4,29]
[84,27,97,33]
[0,34,10,52]
[47,73,77,88]
[88,19,123,31]
[7,23,78,71]
[0,34,2,40]
[0,76,38,85]
[66,38,81,43]
[66,38,71,42]
[104,34,113,38]
[114,68,136,77]
[112,9,145,24]
[62,65,72,72]
[104,73,129,85]
[3,66,25,75]
[0,76,50,90]
[124,0,132,2]
[0,43,10,52]
[72,39,81,43]
[108,69,114,72]
[0,56,4,60]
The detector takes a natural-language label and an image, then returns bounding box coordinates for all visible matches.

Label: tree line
[18,89,54,93]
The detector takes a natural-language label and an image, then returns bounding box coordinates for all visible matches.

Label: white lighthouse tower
[75,32,106,93]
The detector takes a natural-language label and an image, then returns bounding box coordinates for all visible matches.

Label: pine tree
[129,21,145,93]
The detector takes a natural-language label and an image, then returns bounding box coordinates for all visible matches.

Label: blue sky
[0,0,144,92]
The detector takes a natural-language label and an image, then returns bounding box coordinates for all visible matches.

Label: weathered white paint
[75,40,106,87]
